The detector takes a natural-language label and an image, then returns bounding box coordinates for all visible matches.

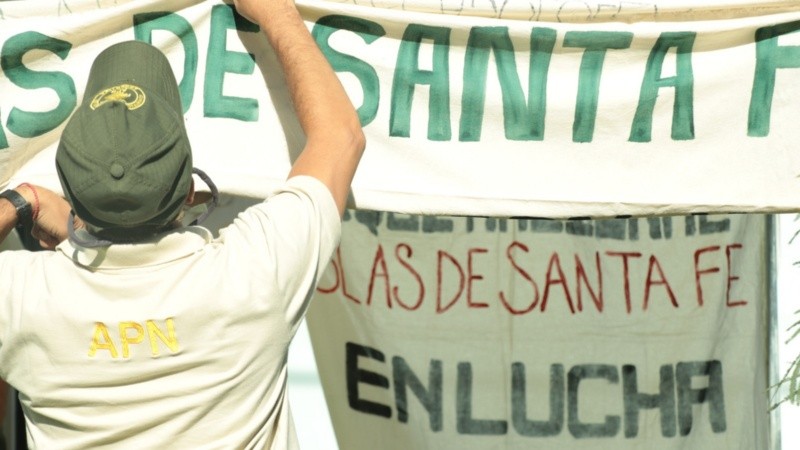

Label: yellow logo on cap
[90,84,146,111]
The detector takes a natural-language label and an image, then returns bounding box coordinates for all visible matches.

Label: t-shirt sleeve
[217,176,341,331]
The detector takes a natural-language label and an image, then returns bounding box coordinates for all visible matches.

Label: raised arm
[234,0,366,216]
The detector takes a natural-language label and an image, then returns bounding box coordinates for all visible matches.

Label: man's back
[0,177,340,448]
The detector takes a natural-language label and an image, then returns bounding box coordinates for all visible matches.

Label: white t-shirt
[0,176,341,449]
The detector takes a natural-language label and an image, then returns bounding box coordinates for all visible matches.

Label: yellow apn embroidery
[89,84,146,111]
[88,318,179,358]
[88,321,118,358]
[147,319,180,356]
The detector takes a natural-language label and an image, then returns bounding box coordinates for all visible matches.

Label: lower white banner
[308,212,770,449]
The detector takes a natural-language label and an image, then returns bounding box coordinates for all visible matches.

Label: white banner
[1,0,800,217]
[0,3,779,448]
[308,213,770,449]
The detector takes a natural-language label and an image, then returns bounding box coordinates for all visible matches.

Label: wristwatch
[0,189,33,231]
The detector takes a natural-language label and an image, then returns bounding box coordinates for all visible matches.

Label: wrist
[15,183,40,221]
[0,188,33,230]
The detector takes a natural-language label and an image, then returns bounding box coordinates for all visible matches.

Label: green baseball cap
[56,40,192,239]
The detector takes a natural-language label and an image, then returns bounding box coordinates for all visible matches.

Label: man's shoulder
[244,176,340,226]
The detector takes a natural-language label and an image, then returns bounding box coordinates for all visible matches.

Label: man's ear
[185,179,196,206]
[186,179,214,207]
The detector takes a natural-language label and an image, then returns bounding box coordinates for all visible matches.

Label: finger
[32,225,59,250]
[31,224,46,241]
[38,239,58,251]
[37,233,60,250]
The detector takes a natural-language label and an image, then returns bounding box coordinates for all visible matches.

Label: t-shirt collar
[56,226,213,269]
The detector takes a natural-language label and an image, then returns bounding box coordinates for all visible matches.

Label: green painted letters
[460,27,556,142]
[390,25,451,141]
[204,4,259,121]
[748,21,800,137]
[563,31,633,143]
[0,109,6,149]
[629,32,696,142]
[133,12,198,113]
[313,15,385,126]
[0,32,75,148]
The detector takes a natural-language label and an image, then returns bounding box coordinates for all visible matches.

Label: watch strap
[0,189,33,231]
